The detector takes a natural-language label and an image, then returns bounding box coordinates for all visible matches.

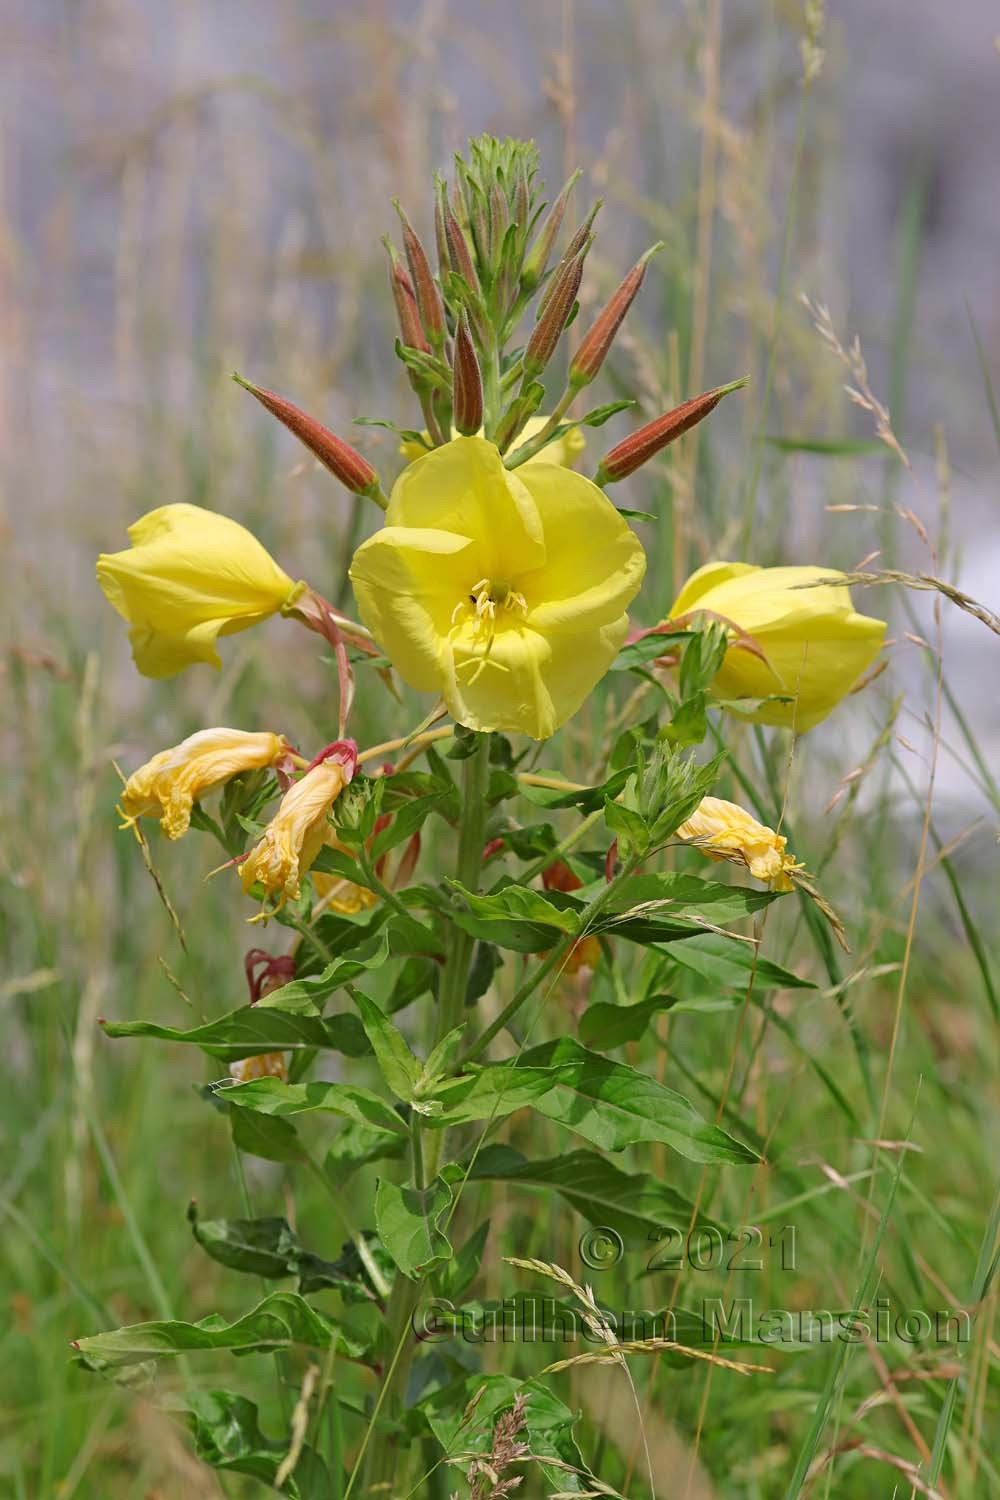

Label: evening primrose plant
[86,137,885,1497]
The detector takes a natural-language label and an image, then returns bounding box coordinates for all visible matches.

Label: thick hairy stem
[358,733,490,1495]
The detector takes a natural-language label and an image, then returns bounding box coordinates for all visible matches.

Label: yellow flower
[670,561,886,731]
[97,503,304,678]
[238,749,354,910]
[399,416,585,470]
[350,436,645,739]
[676,796,802,891]
[120,728,288,841]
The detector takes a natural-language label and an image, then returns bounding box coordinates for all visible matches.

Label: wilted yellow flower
[97,503,304,678]
[670,562,886,731]
[229,1052,288,1085]
[238,749,354,911]
[399,416,585,470]
[120,728,287,841]
[677,796,802,891]
[350,437,645,739]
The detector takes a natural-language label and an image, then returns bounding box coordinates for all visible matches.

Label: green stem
[461,859,632,1065]
[436,735,492,1044]
[358,734,491,1495]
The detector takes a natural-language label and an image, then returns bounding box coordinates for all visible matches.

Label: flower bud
[233,375,382,498]
[536,198,601,317]
[569,243,663,389]
[444,201,481,294]
[523,244,586,378]
[384,239,430,354]
[521,170,580,293]
[452,314,484,436]
[394,200,446,348]
[596,378,749,483]
[668,561,886,731]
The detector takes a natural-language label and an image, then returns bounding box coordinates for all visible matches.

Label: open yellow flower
[670,562,886,731]
[349,436,645,738]
[677,796,802,891]
[120,728,288,841]
[399,417,585,470]
[238,747,355,911]
[97,504,304,678]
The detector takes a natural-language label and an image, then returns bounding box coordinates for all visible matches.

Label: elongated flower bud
[394,200,446,348]
[596,378,749,483]
[384,239,430,354]
[536,198,602,317]
[452,314,484,435]
[521,169,580,293]
[570,242,663,389]
[444,201,481,294]
[523,245,586,378]
[233,375,383,498]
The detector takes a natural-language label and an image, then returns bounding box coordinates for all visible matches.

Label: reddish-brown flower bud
[523,244,586,377]
[444,202,481,294]
[536,198,602,316]
[452,314,484,435]
[521,169,581,293]
[233,374,384,500]
[570,242,663,388]
[384,239,430,354]
[394,200,446,348]
[596,377,749,484]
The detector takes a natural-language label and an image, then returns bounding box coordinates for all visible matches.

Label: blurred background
[3,1,999,1494]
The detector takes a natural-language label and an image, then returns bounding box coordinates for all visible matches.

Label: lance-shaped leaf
[223,1077,408,1138]
[325,1118,407,1187]
[431,1043,757,1165]
[352,990,422,1100]
[591,872,777,942]
[100,1007,370,1063]
[73,1291,368,1375]
[444,880,579,952]
[465,1144,719,1246]
[666,931,817,990]
[230,1108,305,1165]
[374,1172,454,1280]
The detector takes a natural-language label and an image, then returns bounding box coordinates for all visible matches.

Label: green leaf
[224,1077,408,1138]
[467,1145,717,1246]
[176,1390,331,1500]
[230,1108,305,1165]
[374,1173,453,1279]
[580,992,738,1048]
[73,1291,367,1374]
[188,1206,385,1303]
[100,1006,370,1063]
[324,1118,407,1187]
[433,1041,758,1164]
[518,766,632,811]
[445,880,579,952]
[258,933,393,1010]
[594,872,776,943]
[351,990,421,1100]
[615,505,657,523]
[369,790,447,861]
[439,1219,490,1300]
[577,398,635,427]
[667,932,816,990]
[611,627,691,672]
